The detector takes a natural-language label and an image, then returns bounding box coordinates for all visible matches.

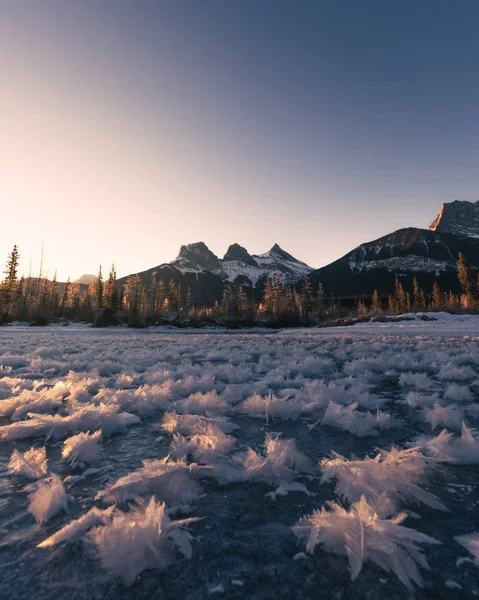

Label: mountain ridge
[429,200,479,238]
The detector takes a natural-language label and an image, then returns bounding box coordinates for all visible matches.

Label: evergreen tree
[457,252,473,296]
[93,266,103,312]
[262,277,273,322]
[412,277,426,310]
[371,289,381,314]
[271,270,283,320]
[61,279,71,317]
[431,281,443,310]
[156,279,166,317]
[182,286,191,317]
[300,275,315,323]
[387,295,397,314]
[316,282,326,320]
[104,264,119,313]
[49,271,59,319]
[1,245,20,316]
[394,278,407,312]
[123,275,141,324]
[167,279,179,313]
[221,283,237,322]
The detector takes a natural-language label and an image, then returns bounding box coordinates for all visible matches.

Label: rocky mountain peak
[429,200,479,238]
[223,244,257,266]
[175,242,222,273]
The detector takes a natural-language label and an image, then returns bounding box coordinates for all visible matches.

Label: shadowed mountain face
[430,200,479,238]
[306,227,479,297]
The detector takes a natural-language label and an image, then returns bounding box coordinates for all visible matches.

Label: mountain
[170,242,312,287]
[307,227,479,297]
[75,274,97,285]
[117,242,313,305]
[430,200,479,238]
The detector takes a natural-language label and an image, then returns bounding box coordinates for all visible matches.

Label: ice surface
[0,321,478,597]
[293,496,440,590]
[28,474,68,523]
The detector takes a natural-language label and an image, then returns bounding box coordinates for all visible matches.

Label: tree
[167,279,180,314]
[221,283,237,322]
[387,295,397,314]
[1,245,20,316]
[431,281,443,310]
[394,278,407,312]
[371,289,381,314]
[271,270,283,320]
[104,265,119,313]
[123,275,141,323]
[61,279,71,317]
[457,252,473,296]
[93,266,103,312]
[301,276,315,323]
[49,271,59,319]
[185,286,193,318]
[262,277,273,322]
[412,278,426,311]
[316,283,326,320]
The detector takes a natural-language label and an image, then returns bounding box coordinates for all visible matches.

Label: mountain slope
[430,200,479,238]
[307,227,479,297]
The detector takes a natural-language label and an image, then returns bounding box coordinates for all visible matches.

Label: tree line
[0,246,477,327]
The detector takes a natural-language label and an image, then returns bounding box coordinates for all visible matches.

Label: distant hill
[75,274,96,285]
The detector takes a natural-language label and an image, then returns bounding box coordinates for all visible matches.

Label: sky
[1,1,478,281]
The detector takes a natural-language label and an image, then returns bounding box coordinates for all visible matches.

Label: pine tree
[394,278,407,312]
[185,286,192,318]
[167,279,179,314]
[371,289,381,314]
[271,270,283,321]
[1,245,20,316]
[357,299,368,317]
[12,276,25,320]
[412,277,426,310]
[104,264,119,313]
[405,292,412,312]
[431,281,443,310]
[49,271,59,319]
[316,282,326,320]
[457,252,473,296]
[93,266,103,312]
[221,283,236,321]
[262,277,273,322]
[61,279,71,317]
[123,275,141,324]
[156,279,165,317]
[301,275,315,323]
[387,295,397,314]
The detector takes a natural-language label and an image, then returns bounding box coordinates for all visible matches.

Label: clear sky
[1,1,478,281]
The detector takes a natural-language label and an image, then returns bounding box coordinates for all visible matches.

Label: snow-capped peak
[170,242,313,286]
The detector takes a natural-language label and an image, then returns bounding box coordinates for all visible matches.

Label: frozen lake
[1,316,479,599]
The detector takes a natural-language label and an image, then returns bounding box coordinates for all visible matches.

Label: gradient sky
[1,1,478,281]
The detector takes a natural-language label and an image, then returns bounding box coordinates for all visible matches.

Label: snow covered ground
[1,316,479,599]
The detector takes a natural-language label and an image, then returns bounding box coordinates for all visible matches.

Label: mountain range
[112,200,479,301]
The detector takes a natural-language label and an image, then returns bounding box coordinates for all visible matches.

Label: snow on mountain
[170,242,312,286]
[307,227,479,297]
[429,200,479,238]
